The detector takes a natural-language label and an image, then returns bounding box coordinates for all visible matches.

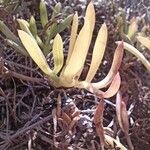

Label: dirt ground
[0,0,150,150]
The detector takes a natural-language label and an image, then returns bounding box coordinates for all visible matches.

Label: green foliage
[0,0,20,13]
[0,0,73,56]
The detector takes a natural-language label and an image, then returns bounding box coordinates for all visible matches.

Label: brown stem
[8,70,44,83]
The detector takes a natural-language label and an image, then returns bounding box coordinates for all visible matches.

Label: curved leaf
[52,2,62,18]
[103,72,121,98]
[5,39,28,56]
[60,2,95,86]
[117,41,150,72]
[79,42,124,90]
[91,41,124,89]
[86,23,107,82]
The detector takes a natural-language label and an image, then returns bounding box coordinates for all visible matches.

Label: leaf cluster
[0,0,73,56]
[18,2,124,94]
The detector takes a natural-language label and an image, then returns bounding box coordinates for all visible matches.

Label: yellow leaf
[66,12,78,64]
[18,30,52,75]
[118,41,150,72]
[60,2,95,86]
[85,1,95,32]
[127,17,137,39]
[86,23,107,82]
[105,134,127,150]
[17,19,32,36]
[52,34,64,74]
[137,35,150,51]
[78,42,124,90]
[92,41,124,89]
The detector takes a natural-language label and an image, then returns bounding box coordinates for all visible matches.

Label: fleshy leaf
[137,35,150,51]
[43,15,73,55]
[29,16,44,48]
[18,30,52,76]
[29,16,38,37]
[66,12,78,64]
[91,41,124,89]
[57,15,73,35]
[116,91,125,131]
[105,135,127,150]
[5,39,28,56]
[40,0,48,28]
[49,15,73,40]
[103,72,121,98]
[84,1,95,32]
[52,2,62,18]
[79,42,124,90]
[0,20,27,55]
[116,92,134,150]
[17,19,32,36]
[86,23,108,82]
[45,2,62,36]
[94,100,105,148]
[52,34,64,74]
[0,20,20,44]
[127,17,138,39]
[60,2,95,86]
[117,41,150,72]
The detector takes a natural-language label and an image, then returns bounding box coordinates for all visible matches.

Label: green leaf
[5,39,28,56]
[29,16,44,49]
[52,2,62,18]
[17,19,32,36]
[0,20,20,45]
[44,15,73,55]
[49,14,73,40]
[0,20,27,55]
[29,16,38,37]
[40,0,48,28]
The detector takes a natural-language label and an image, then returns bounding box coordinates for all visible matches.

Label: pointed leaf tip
[103,72,121,98]
[52,33,64,74]
[18,30,52,75]
[86,22,107,82]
